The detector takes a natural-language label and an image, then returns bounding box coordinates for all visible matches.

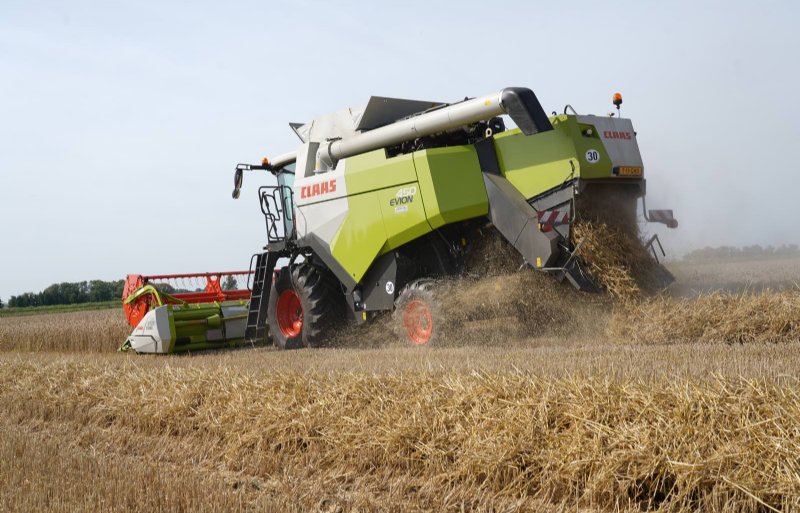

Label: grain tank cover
[355,96,445,131]
[291,96,445,145]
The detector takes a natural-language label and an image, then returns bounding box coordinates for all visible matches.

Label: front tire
[268,264,343,349]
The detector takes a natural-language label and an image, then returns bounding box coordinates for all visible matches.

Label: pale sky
[1,0,798,298]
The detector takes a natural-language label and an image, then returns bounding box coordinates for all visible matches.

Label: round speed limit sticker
[585,149,600,163]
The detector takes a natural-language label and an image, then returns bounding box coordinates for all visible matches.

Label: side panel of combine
[376,185,429,251]
[494,126,580,197]
[342,150,417,195]
[327,150,431,284]
[293,163,350,255]
[413,146,489,228]
[322,145,492,285]
[329,193,389,283]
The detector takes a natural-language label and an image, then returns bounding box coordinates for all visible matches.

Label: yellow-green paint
[332,149,432,282]
[330,192,389,283]
[494,115,623,198]
[167,305,177,352]
[330,182,433,282]
[331,145,491,282]
[494,127,578,198]
[413,146,488,229]
[344,149,418,196]
[170,304,225,346]
[550,115,614,180]
[377,183,430,253]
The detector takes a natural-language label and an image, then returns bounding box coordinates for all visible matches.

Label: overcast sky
[1,0,798,298]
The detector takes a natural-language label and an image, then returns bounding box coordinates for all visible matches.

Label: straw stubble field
[2,257,800,512]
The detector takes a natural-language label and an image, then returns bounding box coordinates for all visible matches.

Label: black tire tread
[268,263,343,350]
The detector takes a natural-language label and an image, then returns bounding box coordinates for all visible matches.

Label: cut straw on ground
[0,359,797,512]
[609,290,800,344]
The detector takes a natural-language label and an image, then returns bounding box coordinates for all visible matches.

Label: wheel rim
[402,299,433,345]
[276,290,303,337]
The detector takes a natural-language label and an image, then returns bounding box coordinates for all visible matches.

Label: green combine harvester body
[122,86,678,353]
[223,86,678,349]
[324,113,646,282]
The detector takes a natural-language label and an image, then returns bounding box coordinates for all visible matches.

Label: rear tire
[393,280,442,347]
[268,264,343,349]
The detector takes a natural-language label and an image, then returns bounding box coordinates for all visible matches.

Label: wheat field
[0,308,129,352]
[1,258,800,512]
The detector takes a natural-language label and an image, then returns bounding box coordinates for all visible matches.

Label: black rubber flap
[475,137,501,175]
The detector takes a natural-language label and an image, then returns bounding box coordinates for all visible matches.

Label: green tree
[7,279,125,308]
[88,280,119,302]
[0,297,4,309]
[222,275,238,290]
[9,292,39,307]
[154,282,176,294]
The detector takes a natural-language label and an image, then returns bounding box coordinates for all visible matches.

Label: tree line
[5,280,125,308]
[2,275,242,309]
[683,244,800,262]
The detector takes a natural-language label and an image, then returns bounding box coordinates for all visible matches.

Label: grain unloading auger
[120,271,255,353]
[233,86,678,348]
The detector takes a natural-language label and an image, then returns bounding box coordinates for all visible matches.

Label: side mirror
[232,167,243,199]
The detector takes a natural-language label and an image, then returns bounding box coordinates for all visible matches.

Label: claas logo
[300,179,337,199]
[603,131,632,140]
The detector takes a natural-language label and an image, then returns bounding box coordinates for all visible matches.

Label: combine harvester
[121,271,254,353]
[229,86,678,349]
[122,86,677,352]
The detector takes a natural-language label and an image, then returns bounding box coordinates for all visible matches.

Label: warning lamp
[612,92,623,117]
[261,157,270,166]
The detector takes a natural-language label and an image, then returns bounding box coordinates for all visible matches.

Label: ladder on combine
[245,184,294,344]
[245,251,281,344]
